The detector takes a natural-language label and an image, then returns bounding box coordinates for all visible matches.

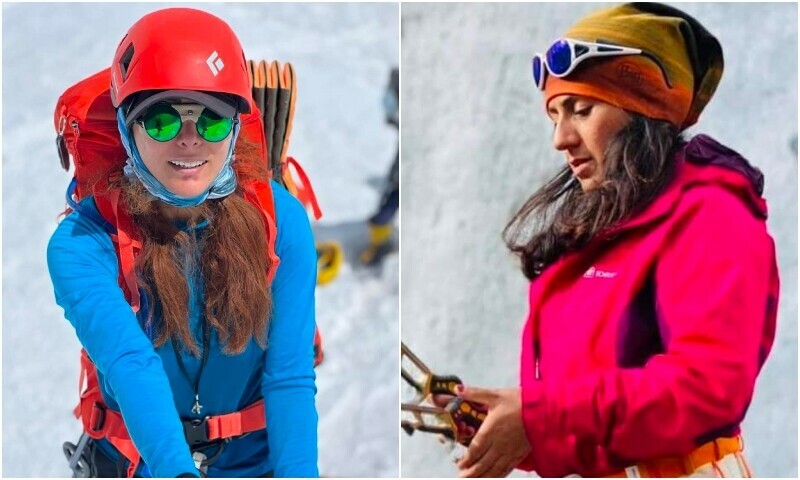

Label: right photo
[400,2,797,478]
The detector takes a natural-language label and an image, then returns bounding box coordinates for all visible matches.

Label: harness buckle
[183,417,212,448]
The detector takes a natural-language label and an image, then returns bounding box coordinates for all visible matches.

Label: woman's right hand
[455,386,531,478]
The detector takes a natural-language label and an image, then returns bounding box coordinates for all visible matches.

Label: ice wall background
[401,2,797,477]
[3,2,399,477]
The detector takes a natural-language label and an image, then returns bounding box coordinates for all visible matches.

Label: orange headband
[545,55,693,127]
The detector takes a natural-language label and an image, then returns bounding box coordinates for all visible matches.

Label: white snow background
[401,2,797,478]
[2,2,399,477]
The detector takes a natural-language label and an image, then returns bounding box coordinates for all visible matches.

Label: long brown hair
[118,140,274,356]
[503,114,683,280]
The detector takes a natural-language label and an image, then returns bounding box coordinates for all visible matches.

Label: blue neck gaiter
[116,108,240,207]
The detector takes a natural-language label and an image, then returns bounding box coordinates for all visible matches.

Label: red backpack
[55,66,321,476]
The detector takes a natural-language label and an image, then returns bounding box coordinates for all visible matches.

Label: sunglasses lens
[532,56,544,87]
[197,110,233,142]
[141,104,182,142]
[57,135,70,170]
[546,39,573,76]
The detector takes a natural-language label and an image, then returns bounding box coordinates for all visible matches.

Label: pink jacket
[516,135,779,477]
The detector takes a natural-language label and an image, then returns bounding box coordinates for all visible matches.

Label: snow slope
[2,2,399,477]
[400,2,797,477]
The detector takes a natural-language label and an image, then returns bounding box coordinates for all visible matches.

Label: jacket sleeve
[262,187,319,477]
[518,186,779,476]
[47,205,197,478]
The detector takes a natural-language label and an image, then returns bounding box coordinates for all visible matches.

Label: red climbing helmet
[110,8,252,115]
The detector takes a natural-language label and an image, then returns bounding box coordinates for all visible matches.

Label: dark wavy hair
[503,114,684,280]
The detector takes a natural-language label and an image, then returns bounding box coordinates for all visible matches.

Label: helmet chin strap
[116,108,239,207]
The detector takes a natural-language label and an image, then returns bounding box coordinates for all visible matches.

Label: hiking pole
[63,432,92,478]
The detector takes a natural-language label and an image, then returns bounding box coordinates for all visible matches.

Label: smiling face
[132,106,233,199]
[547,95,631,191]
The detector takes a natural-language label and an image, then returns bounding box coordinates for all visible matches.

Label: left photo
[3,2,399,477]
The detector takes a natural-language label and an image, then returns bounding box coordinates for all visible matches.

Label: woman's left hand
[455,386,531,478]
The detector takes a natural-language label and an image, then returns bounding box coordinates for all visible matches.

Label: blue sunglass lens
[532,56,543,86]
[546,40,573,76]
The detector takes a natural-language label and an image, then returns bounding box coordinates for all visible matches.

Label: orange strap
[313,327,325,366]
[206,399,266,440]
[75,349,141,477]
[95,190,142,313]
[75,350,266,477]
[607,436,744,478]
[243,180,281,285]
[284,156,322,220]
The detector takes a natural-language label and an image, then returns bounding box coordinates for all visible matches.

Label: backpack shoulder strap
[241,179,281,284]
[94,188,142,312]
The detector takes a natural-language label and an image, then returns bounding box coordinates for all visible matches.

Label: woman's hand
[455,386,531,478]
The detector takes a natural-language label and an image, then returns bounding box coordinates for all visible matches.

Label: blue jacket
[47,182,319,478]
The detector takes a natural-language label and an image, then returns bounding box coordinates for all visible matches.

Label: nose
[175,119,202,148]
[552,118,579,152]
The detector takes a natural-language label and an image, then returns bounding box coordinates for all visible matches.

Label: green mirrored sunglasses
[136,102,235,143]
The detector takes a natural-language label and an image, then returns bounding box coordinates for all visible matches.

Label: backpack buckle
[88,402,106,433]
